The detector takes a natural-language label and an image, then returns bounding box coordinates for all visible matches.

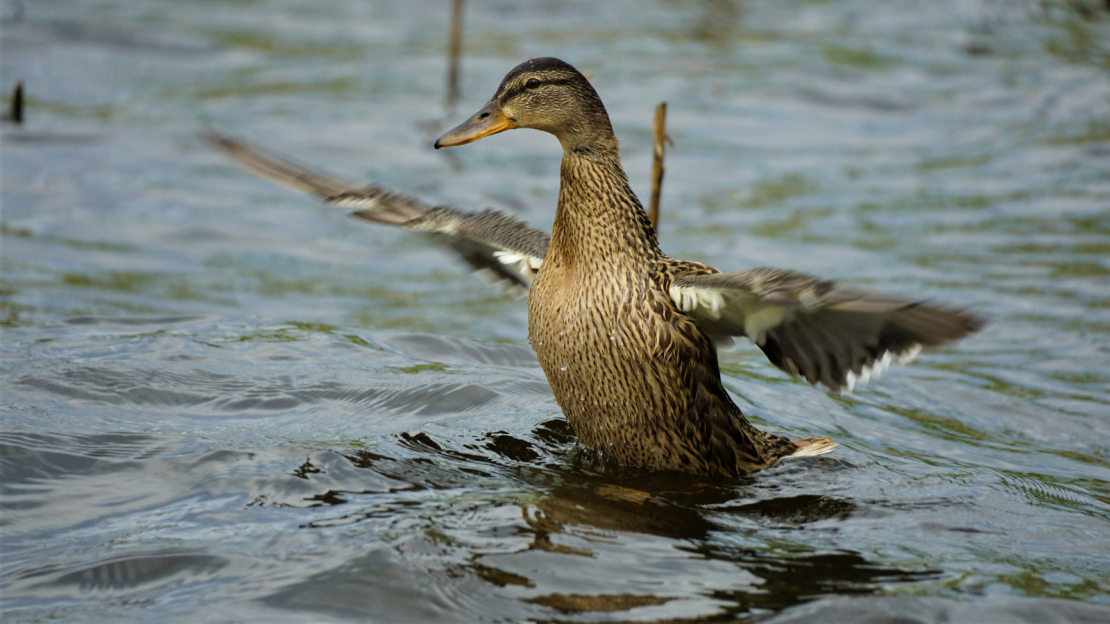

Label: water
[3,0,1109,621]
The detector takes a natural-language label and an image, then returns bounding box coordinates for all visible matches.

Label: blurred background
[2,0,1109,621]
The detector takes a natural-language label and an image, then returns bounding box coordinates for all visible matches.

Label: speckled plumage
[528,146,796,474]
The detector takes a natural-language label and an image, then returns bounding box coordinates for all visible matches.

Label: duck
[209,57,983,477]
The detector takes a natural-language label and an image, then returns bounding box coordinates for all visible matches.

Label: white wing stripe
[669,285,726,320]
[742,306,794,346]
[330,194,382,209]
[842,343,924,394]
[492,250,542,278]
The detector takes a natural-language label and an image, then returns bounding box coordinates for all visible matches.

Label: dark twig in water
[446,0,465,112]
[9,81,23,125]
[649,101,669,231]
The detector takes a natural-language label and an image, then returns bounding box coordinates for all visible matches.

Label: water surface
[3,0,1110,621]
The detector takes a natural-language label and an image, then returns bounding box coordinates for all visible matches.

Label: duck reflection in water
[321,422,935,618]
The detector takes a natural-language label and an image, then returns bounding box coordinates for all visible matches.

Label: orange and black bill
[434,100,516,149]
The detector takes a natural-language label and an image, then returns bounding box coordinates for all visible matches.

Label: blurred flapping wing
[207,132,549,294]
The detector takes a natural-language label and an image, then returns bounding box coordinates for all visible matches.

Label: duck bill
[434,100,516,149]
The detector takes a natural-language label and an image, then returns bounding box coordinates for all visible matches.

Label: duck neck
[548,145,662,270]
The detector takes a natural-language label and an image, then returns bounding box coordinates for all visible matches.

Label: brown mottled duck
[209,57,983,477]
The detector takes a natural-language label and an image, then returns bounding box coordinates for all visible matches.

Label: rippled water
[3,0,1110,621]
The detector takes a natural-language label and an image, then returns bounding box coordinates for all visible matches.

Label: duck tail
[787,436,838,457]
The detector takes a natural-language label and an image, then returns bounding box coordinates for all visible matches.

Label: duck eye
[525,78,541,89]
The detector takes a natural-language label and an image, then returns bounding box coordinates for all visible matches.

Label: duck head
[435,57,617,153]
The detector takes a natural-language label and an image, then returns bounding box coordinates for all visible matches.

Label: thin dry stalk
[649,101,668,230]
[446,0,465,111]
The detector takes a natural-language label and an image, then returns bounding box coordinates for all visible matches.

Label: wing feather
[669,267,983,392]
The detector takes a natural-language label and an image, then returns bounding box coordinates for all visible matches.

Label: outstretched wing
[668,265,983,392]
[206,131,549,294]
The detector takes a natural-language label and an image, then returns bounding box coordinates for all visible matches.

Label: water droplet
[559,364,569,372]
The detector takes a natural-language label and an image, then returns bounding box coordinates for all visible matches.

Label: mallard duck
[210,57,982,476]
